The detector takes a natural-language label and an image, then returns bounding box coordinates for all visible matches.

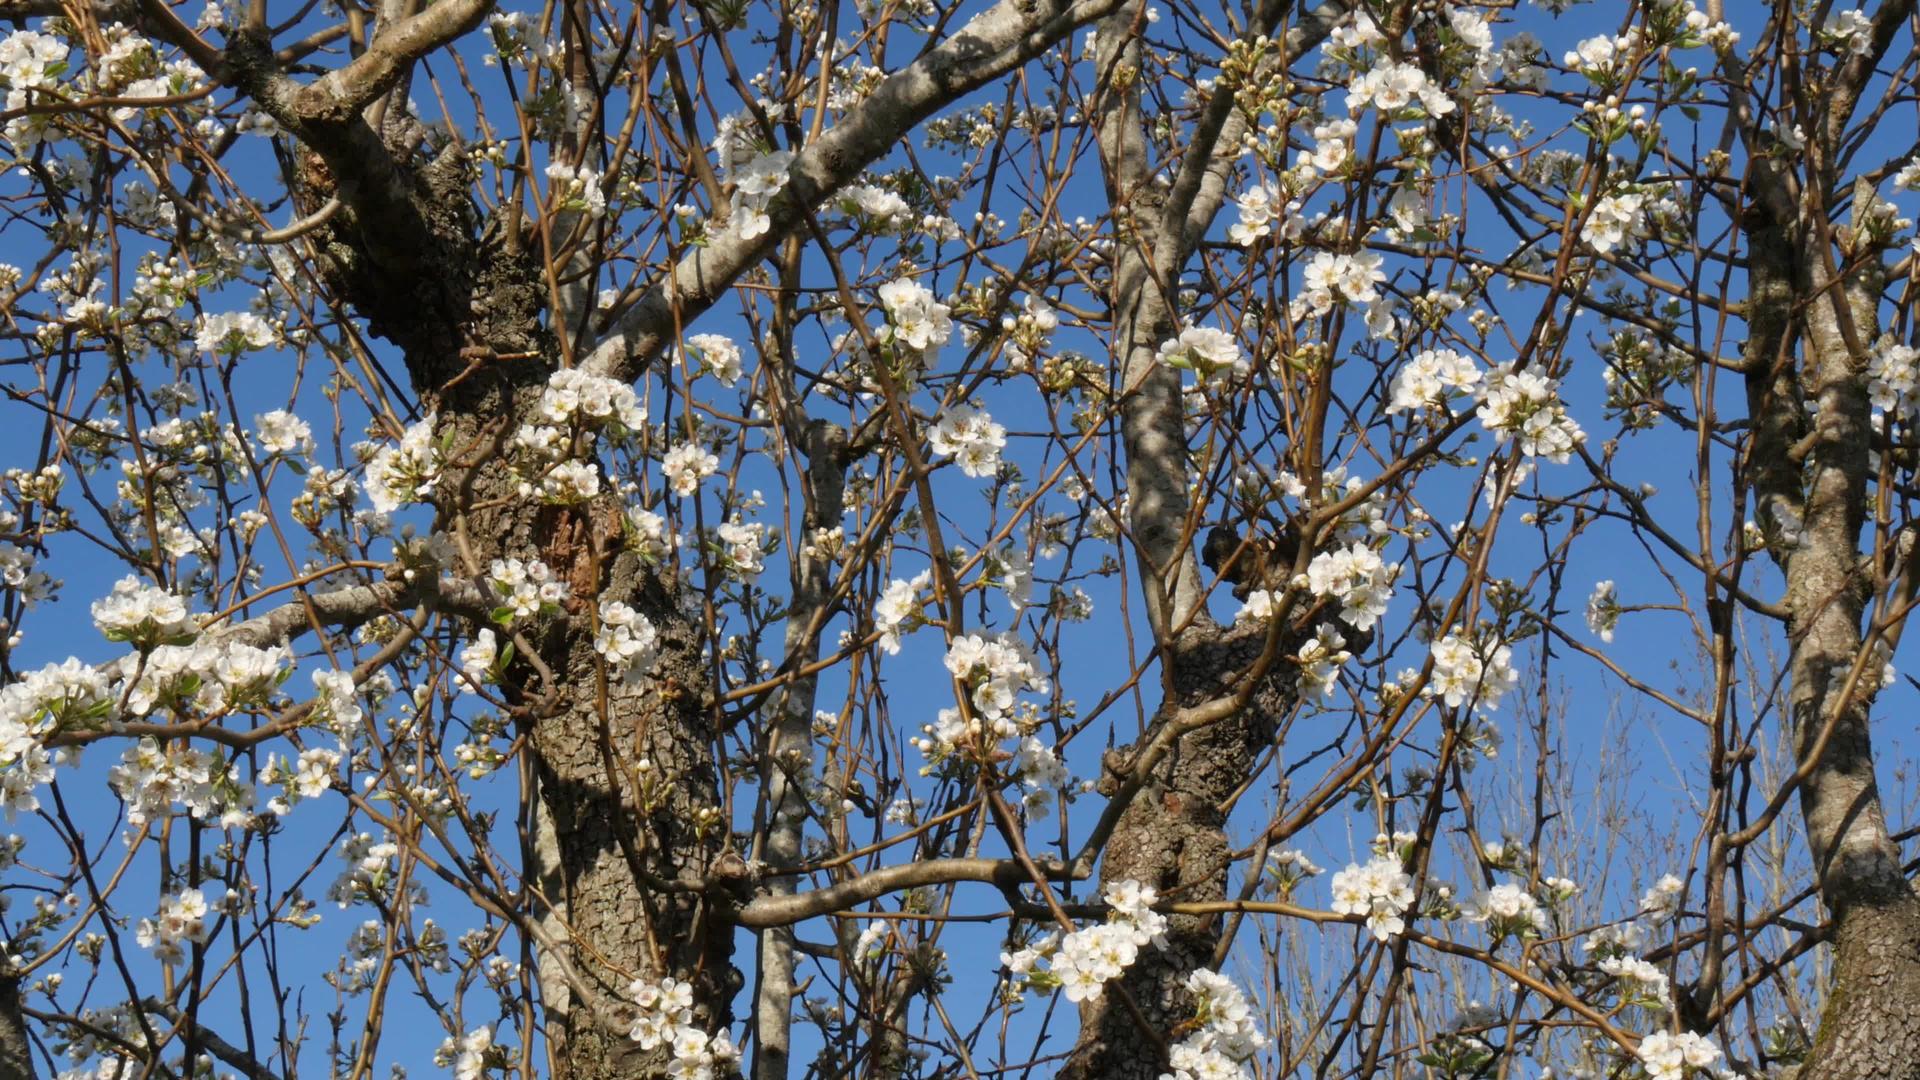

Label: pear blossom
[927,403,1006,478]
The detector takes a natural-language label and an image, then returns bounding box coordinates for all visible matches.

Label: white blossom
[927,403,1006,478]
[1346,60,1453,117]
[876,276,953,353]
[487,558,569,621]
[1387,348,1483,415]
[364,414,442,513]
[1468,882,1548,941]
[1636,1030,1722,1080]
[1581,190,1648,254]
[1297,250,1386,317]
[544,161,607,218]
[1156,323,1246,384]
[1475,364,1585,463]
[135,886,212,963]
[1329,854,1415,941]
[255,410,314,456]
[1303,543,1397,631]
[1426,632,1519,712]
[91,576,194,647]
[595,600,659,685]
[662,442,720,497]
[1586,580,1619,642]
[1867,335,1920,420]
[194,311,276,355]
[683,333,745,387]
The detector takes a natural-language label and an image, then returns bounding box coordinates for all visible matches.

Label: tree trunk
[296,115,737,1077]
[1746,176,1920,1077]
[1068,4,1337,1073]
[0,977,35,1080]
[1062,626,1299,1080]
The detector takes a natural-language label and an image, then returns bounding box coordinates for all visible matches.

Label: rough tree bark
[200,0,1142,1076]
[1769,191,1920,1079]
[1062,3,1342,1076]
[1739,3,1920,1065]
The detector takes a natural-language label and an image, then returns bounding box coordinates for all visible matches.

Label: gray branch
[581,0,1131,381]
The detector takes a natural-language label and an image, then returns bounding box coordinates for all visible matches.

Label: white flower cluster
[713,518,766,579]
[1583,920,1649,962]
[1330,853,1416,941]
[1294,624,1352,700]
[255,409,314,457]
[535,367,646,437]
[1639,872,1685,924]
[1297,250,1385,318]
[522,459,598,505]
[1475,364,1585,463]
[194,311,277,356]
[1303,543,1397,632]
[1386,348,1483,416]
[109,735,252,826]
[0,29,68,91]
[915,633,1049,765]
[331,831,401,906]
[125,640,286,717]
[440,1026,498,1080]
[1000,293,1059,371]
[1564,29,1640,78]
[136,886,213,964]
[876,276,953,355]
[1232,589,1280,628]
[625,976,740,1079]
[682,333,745,387]
[1156,323,1246,385]
[1345,59,1454,117]
[1600,954,1670,1002]
[91,575,195,648]
[1009,735,1070,820]
[927,403,1006,478]
[662,442,720,497]
[729,149,793,239]
[1468,882,1547,942]
[944,632,1047,720]
[487,558,569,622]
[1325,9,1384,52]
[1263,848,1324,897]
[1159,969,1269,1080]
[1229,184,1298,247]
[1587,579,1620,642]
[1002,880,1168,1003]
[0,539,56,607]
[625,505,678,562]
[0,659,105,816]
[486,10,553,65]
[1637,1030,1723,1080]
[1867,335,1920,420]
[1824,9,1874,55]
[312,668,365,735]
[1426,632,1519,712]
[852,920,889,966]
[594,600,659,685]
[364,413,442,514]
[1581,189,1650,254]
[544,160,607,218]
[843,183,910,225]
[873,571,930,654]
[258,746,340,815]
[1305,117,1357,174]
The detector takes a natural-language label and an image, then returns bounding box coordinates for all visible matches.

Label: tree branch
[582,0,1131,381]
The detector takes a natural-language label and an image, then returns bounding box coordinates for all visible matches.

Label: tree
[0,0,1917,1075]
